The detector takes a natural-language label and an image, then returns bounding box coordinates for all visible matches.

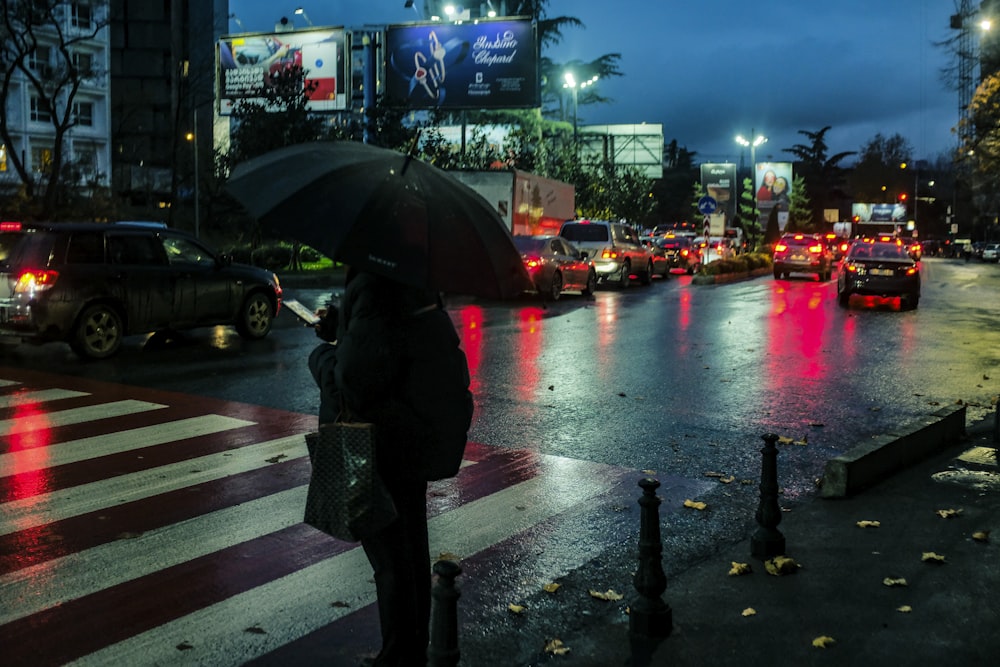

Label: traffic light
[898,192,908,202]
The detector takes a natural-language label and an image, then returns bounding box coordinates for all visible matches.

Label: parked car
[837,238,921,309]
[512,235,597,300]
[558,219,654,287]
[0,221,283,358]
[656,235,702,274]
[772,233,833,281]
[982,243,1000,262]
[639,237,672,279]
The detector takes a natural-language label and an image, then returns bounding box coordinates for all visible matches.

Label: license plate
[789,254,807,261]
[870,268,894,276]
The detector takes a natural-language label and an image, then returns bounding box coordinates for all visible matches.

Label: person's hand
[314,306,338,342]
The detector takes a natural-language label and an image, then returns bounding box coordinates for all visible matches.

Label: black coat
[308,272,472,480]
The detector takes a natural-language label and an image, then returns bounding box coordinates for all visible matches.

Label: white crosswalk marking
[0,434,306,535]
[0,399,167,436]
[0,414,256,474]
[0,387,89,408]
[72,464,618,667]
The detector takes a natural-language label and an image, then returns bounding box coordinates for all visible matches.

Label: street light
[294,7,313,26]
[735,130,768,215]
[563,72,598,144]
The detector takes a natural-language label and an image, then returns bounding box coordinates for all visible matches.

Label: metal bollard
[428,559,461,667]
[630,477,673,638]
[751,433,786,559]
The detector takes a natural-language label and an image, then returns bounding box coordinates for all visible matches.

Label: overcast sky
[229,0,961,165]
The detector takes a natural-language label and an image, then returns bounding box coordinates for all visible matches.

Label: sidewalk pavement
[548,412,999,667]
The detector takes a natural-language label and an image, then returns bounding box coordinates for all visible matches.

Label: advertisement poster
[700,163,737,221]
[852,202,907,222]
[384,19,539,109]
[218,28,348,114]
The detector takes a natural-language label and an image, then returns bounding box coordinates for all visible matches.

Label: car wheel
[582,270,597,297]
[837,290,851,308]
[236,292,274,339]
[71,303,124,359]
[618,262,631,288]
[544,271,563,301]
[901,293,920,310]
[773,268,782,279]
[687,264,695,275]
[640,261,653,285]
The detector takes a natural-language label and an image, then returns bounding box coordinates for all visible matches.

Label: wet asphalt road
[2,255,998,665]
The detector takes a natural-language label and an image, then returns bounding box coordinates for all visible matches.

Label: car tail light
[601,248,619,260]
[524,257,543,273]
[808,243,823,254]
[680,249,689,257]
[774,243,788,253]
[14,270,59,294]
[905,267,918,276]
[845,264,859,273]
[0,221,23,232]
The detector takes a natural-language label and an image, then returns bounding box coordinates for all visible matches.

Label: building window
[28,45,52,73]
[30,97,51,123]
[71,2,93,29]
[72,51,93,74]
[31,147,54,175]
[73,101,94,126]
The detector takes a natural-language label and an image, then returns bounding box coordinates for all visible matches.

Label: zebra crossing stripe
[0,400,168,437]
[71,457,624,667]
[0,434,307,535]
[0,388,90,409]
[1,414,256,475]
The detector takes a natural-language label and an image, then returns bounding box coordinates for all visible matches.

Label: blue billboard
[385,19,539,110]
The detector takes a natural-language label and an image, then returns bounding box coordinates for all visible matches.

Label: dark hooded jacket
[308,271,472,481]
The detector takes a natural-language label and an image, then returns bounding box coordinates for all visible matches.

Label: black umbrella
[225,141,533,300]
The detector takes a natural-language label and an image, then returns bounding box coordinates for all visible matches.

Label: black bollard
[630,477,672,638]
[428,559,461,667]
[751,433,786,560]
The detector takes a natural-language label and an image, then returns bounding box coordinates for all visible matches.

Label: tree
[961,69,1000,227]
[847,132,914,203]
[782,126,854,226]
[0,0,112,217]
[737,177,762,249]
[786,174,813,232]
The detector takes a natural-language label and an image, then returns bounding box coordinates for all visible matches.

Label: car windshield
[561,224,609,242]
[513,237,548,253]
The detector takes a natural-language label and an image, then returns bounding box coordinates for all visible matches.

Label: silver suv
[558,219,653,287]
[0,221,282,358]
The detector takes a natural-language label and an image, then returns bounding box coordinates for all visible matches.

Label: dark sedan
[837,239,921,310]
[656,236,702,274]
[512,235,597,300]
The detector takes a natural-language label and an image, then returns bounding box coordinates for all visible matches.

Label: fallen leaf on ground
[742,607,757,616]
[972,530,990,542]
[704,471,725,478]
[589,589,624,601]
[870,406,882,412]
[683,499,707,510]
[330,601,350,608]
[728,562,752,576]
[921,552,947,563]
[543,582,561,593]
[764,556,800,575]
[244,626,267,635]
[812,636,835,648]
[810,422,825,427]
[544,639,570,655]
[883,577,908,587]
[508,603,525,614]
[936,509,963,519]
[437,552,461,563]
[777,436,794,445]
[897,605,913,613]
[720,475,736,484]
[856,520,881,528]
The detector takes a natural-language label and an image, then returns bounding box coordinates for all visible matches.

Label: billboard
[218,28,348,114]
[852,202,907,222]
[384,19,539,109]
[700,163,737,221]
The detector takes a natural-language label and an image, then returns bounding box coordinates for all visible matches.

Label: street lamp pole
[563,72,598,146]
[735,129,768,220]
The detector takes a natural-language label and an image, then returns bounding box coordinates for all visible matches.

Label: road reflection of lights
[457,305,484,395]
[516,307,545,401]
[677,289,691,331]
[767,283,832,395]
[6,402,55,530]
[595,295,617,377]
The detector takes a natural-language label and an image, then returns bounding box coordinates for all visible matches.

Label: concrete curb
[691,266,771,285]
[819,403,967,498]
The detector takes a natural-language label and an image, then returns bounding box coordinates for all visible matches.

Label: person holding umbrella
[309,267,473,666]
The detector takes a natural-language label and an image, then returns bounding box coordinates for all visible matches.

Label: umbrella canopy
[225,141,533,300]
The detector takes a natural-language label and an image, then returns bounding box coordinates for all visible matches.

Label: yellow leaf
[897,605,913,613]
[508,603,525,614]
[812,635,836,648]
[683,499,708,511]
[921,552,947,563]
[972,531,990,542]
[437,552,461,563]
[777,436,794,445]
[936,508,963,519]
[704,471,725,478]
[720,475,736,484]
[588,589,624,601]
[728,562,752,576]
[883,577,908,587]
[764,556,799,576]
[544,639,571,655]
[542,582,561,593]
[856,520,881,528]
[642,469,657,475]
[741,607,757,616]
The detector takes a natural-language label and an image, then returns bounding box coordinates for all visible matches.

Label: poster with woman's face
[754,162,793,209]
